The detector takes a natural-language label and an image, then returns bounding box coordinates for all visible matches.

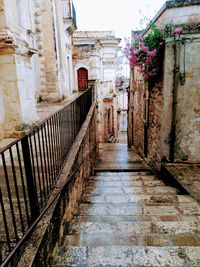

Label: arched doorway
[77,68,88,91]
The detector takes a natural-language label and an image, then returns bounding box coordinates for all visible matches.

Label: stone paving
[50,144,200,267]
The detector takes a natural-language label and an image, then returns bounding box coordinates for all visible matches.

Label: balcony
[63,1,77,35]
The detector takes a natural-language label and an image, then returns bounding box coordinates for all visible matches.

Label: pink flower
[145,56,151,64]
[144,73,149,81]
[139,42,149,53]
[172,27,183,36]
[147,49,157,57]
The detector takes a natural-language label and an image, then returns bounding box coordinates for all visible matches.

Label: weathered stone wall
[0,0,76,139]
[174,33,200,162]
[130,33,200,170]
[130,70,145,156]
[160,42,174,162]
[0,0,38,137]
[150,1,200,29]
[129,3,200,170]
[35,0,58,101]
[148,84,163,170]
[17,103,98,267]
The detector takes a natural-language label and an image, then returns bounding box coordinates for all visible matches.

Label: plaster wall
[175,34,200,161]
[0,0,38,138]
[155,5,200,25]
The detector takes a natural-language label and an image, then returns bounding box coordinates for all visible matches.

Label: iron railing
[72,3,77,28]
[63,1,77,28]
[0,87,94,266]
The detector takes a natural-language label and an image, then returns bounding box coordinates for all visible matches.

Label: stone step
[86,179,167,187]
[50,143,200,267]
[94,166,151,172]
[50,245,200,266]
[85,185,180,195]
[95,171,154,176]
[77,202,200,217]
[89,174,159,181]
[63,233,200,247]
[72,214,200,224]
[66,221,200,235]
[80,194,194,204]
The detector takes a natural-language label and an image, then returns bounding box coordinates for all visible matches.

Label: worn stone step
[67,221,200,235]
[86,179,166,187]
[77,202,200,217]
[63,233,200,247]
[94,166,151,172]
[78,203,179,217]
[89,174,159,181]
[81,194,194,204]
[50,245,200,266]
[95,171,154,176]
[72,213,200,224]
[85,185,180,195]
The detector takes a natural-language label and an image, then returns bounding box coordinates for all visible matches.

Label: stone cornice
[0,29,37,56]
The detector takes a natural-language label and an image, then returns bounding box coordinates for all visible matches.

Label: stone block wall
[148,84,163,170]
[131,76,145,157]
[35,0,58,101]
[174,34,200,162]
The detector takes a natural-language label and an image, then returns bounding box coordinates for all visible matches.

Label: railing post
[21,136,40,223]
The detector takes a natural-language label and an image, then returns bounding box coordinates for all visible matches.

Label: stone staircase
[49,144,200,267]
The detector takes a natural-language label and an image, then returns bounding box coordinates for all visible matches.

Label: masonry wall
[0,0,75,139]
[35,0,58,101]
[131,70,145,156]
[129,3,200,170]
[130,33,200,170]
[148,84,163,170]
[173,33,200,162]
[0,0,38,138]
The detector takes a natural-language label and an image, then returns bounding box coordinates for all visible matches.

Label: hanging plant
[123,24,167,90]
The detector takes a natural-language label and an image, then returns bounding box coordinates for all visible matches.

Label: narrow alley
[50,139,200,266]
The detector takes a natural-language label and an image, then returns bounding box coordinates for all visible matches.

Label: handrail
[1,142,97,267]
[0,89,91,154]
[0,87,94,265]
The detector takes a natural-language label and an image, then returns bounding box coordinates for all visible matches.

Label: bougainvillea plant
[123,24,167,89]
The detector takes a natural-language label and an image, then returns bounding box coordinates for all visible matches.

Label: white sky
[73,0,166,44]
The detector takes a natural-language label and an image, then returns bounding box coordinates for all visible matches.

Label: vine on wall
[123,22,199,90]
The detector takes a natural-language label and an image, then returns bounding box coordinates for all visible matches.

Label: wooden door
[77,68,88,91]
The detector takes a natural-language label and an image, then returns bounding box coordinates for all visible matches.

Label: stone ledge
[161,162,200,203]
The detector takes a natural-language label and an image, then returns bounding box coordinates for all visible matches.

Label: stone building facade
[128,0,200,170]
[116,54,129,133]
[73,31,121,142]
[0,0,76,140]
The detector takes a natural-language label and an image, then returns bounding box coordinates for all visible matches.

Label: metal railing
[63,0,77,28]
[72,2,77,28]
[0,87,94,265]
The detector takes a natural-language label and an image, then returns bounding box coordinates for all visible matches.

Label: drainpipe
[170,37,180,162]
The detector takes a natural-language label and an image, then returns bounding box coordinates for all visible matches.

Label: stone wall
[128,3,200,170]
[17,103,98,267]
[0,0,76,139]
[0,0,38,137]
[130,71,145,156]
[35,0,58,101]
[173,33,200,162]
[148,84,163,170]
